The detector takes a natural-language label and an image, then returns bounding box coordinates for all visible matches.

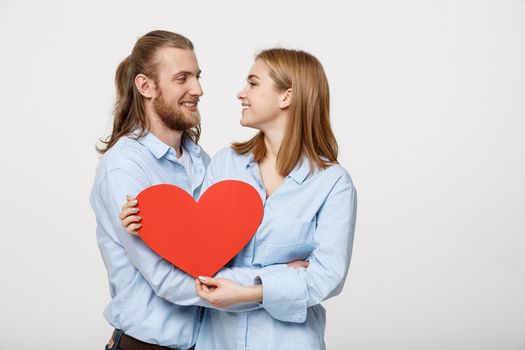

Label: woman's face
[236,59,288,130]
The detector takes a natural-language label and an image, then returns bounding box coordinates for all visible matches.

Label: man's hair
[232,48,338,176]
[97,30,199,154]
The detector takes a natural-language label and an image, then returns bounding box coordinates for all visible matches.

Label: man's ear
[279,88,292,109]
[135,74,156,99]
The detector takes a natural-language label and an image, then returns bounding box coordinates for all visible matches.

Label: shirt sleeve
[256,175,357,322]
[94,165,274,312]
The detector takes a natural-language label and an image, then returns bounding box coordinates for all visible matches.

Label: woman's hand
[119,196,142,235]
[196,276,263,308]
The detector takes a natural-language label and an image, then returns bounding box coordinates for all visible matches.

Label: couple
[91,30,357,350]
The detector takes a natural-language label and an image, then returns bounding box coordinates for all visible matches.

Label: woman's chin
[240,116,263,131]
[240,118,251,128]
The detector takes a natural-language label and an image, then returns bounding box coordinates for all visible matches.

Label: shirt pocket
[254,210,316,264]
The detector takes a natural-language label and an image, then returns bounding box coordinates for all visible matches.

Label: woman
[121,48,356,349]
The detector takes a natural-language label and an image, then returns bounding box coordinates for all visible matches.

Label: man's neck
[147,115,184,158]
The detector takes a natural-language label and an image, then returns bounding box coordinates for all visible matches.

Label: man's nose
[190,79,204,97]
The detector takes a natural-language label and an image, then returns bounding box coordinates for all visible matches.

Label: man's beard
[153,91,200,132]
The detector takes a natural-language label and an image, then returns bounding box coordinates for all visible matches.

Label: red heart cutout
[136,180,263,278]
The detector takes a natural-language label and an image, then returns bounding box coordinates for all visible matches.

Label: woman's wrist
[240,285,263,303]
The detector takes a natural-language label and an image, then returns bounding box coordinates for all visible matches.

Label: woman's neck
[262,122,286,160]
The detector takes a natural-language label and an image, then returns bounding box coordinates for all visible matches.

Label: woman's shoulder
[210,146,251,166]
[318,163,355,189]
[204,147,253,184]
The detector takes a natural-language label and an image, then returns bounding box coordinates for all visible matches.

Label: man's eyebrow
[173,70,202,77]
[247,74,260,80]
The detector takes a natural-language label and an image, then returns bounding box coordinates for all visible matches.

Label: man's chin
[175,110,200,129]
[185,112,201,127]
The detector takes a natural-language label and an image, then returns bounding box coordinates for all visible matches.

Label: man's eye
[177,77,186,83]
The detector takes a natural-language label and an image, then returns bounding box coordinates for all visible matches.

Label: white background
[1,1,524,349]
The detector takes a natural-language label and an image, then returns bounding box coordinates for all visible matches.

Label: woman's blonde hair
[232,48,338,176]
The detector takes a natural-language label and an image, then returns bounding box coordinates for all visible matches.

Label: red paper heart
[136,180,263,278]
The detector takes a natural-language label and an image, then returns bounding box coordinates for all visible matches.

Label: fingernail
[130,200,137,206]
[137,224,142,228]
[131,207,139,213]
[198,276,206,282]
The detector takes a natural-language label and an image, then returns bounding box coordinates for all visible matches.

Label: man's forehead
[155,47,200,72]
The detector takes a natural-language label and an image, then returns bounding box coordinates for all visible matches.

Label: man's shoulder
[95,136,149,178]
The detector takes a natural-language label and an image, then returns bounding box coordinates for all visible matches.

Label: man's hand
[195,276,262,308]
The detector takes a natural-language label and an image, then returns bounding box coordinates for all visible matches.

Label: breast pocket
[254,209,316,265]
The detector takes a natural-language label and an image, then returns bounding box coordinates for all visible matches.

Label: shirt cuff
[257,266,307,323]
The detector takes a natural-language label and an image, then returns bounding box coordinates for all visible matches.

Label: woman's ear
[135,74,156,99]
[279,88,292,109]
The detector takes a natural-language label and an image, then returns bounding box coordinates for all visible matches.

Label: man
[90,30,272,350]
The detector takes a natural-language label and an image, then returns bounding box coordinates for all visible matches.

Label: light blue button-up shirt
[195,147,357,350]
[90,133,275,349]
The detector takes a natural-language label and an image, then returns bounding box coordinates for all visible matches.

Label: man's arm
[94,166,280,312]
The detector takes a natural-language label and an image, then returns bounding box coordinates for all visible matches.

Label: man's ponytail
[97,30,195,154]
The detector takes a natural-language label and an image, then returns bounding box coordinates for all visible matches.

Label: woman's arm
[195,277,262,308]
[194,260,309,308]
[254,174,357,323]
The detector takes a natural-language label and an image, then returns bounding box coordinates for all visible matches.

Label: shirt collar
[288,157,311,185]
[181,135,202,157]
[136,129,201,159]
[243,151,311,185]
[244,152,257,168]
[136,130,170,159]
